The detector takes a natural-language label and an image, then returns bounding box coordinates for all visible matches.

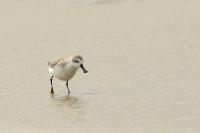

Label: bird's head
[72,55,88,73]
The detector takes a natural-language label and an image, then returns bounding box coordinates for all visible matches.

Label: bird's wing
[48,57,70,68]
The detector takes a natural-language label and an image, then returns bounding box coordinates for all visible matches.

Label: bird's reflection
[51,94,84,109]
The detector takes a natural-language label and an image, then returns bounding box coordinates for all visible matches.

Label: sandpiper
[48,55,88,94]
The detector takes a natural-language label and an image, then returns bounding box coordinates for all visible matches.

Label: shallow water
[1,0,200,133]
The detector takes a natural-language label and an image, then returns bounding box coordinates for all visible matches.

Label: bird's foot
[50,88,54,95]
[50,91,54,94]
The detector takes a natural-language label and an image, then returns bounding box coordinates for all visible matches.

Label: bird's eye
[74,60,79,63]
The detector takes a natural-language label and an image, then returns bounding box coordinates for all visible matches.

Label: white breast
[50,64,78,81]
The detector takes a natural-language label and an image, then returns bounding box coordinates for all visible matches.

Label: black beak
[80,64,88,73]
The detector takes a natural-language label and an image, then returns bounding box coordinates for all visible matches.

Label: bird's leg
[50,76,54,94]
[66,80,70,94]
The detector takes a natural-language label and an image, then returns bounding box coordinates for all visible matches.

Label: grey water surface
[0,0,200,133]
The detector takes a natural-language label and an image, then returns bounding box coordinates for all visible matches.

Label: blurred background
[0,0,200,133]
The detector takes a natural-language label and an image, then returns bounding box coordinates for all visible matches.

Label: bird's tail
[48,61,51,66]
[48,61,55,68]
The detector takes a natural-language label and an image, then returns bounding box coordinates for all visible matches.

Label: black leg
[66,80,70,94]
[50,76,54,94]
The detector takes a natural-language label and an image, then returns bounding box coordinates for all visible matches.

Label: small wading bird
[48,55,88,94]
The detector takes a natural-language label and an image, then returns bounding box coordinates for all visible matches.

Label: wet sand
[0,0,200,133]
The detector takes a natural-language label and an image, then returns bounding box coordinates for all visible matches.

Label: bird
[48,54,88,95]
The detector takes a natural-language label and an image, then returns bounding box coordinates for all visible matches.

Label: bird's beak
[80,64,88,73]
